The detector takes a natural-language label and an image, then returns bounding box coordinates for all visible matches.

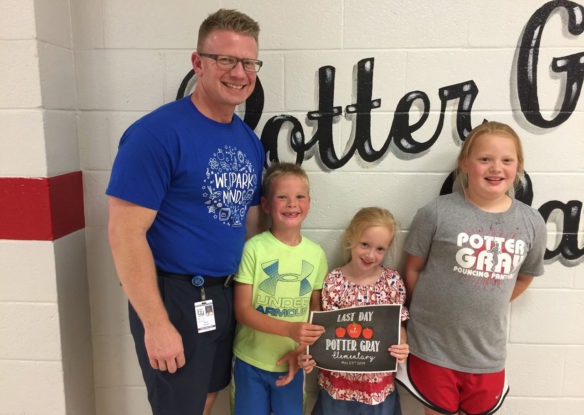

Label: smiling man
[107,9,265,415]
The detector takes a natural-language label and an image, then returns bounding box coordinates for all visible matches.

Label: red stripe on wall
[0,172,85,241]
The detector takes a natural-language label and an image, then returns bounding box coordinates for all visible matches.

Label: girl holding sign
[299,207,410,415]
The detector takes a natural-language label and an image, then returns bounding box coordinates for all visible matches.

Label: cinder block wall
[0,0,94,414]
[2,1,582,414]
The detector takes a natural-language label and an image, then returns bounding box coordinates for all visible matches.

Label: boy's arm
[310,289,322,312]
[404,254,426,304]
[274,347,302,387]
[510,274,534,301]
[295,282,327,376]
[233,282,325,344]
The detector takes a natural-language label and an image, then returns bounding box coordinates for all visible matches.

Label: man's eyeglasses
[198,53,263,72]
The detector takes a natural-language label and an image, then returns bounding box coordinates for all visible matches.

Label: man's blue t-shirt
[106,96,265,276]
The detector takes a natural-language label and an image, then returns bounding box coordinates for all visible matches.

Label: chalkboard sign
[308,304,402,373]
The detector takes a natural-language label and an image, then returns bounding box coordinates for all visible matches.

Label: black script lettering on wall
[260,58,480,169]
[517,0,584,127]
[539,200,584,264]
[390,81,478,156]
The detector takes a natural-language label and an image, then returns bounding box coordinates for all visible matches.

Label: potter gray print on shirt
[203,145,257,227]
[454,230,526,286]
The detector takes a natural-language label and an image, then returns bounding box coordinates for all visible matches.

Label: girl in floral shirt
[299,207,409,415]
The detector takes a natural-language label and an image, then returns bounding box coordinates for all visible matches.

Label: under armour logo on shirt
[259,260,313,296]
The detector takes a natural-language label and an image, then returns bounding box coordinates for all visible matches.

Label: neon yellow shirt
[234,231,328,372]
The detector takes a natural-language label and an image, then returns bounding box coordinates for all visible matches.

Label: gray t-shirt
[404,191,546,373]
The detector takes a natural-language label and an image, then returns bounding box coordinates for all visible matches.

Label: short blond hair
[198,9,260,50]
[343,207,397,253]
[456,121,524,189]
[261,162,309,198]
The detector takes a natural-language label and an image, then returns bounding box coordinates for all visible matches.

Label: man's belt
[156,267,234,288]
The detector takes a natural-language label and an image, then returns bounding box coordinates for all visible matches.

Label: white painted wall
[2,0,582,414]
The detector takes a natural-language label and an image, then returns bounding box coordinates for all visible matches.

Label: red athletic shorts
[396,354,508,415]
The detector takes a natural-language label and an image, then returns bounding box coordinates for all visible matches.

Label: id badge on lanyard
[194,299,216,333]
[192,276,217,333]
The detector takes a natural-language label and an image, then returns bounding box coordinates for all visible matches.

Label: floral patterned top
[318,266,409,405]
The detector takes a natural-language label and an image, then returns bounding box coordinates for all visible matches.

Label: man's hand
[275,350,300,387]
[144,321,186,373]
[288,322,325,345]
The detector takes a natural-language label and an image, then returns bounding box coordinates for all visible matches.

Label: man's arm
[404,254,426,305]
[510,274,534,301]
[245,205,267,240]
[108,196,185,373]
[233,282,324,345]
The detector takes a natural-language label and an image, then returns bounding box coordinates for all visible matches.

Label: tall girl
[300,207,409,415]
[398,121,547,415]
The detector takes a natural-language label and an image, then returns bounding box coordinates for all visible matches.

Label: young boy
[233,162,328,415]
